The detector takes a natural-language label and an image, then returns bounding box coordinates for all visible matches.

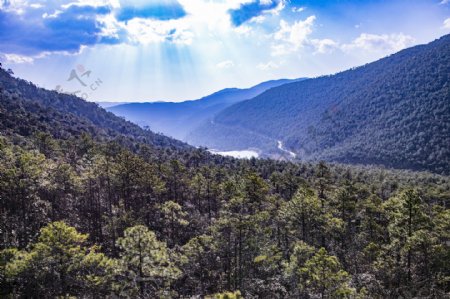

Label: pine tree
[1,221,115,297]
[116,225,182,298]
[301,248,355,298]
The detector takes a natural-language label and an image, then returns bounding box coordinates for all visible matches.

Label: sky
[1,0,449,102]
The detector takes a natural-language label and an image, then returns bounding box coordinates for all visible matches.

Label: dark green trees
[116,225,181,298]
[377,189,449,297]
[0,133,448,298]
[1,222,115,297]
[301,248,355,298]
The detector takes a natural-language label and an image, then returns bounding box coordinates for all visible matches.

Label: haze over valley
[104,36,450,175]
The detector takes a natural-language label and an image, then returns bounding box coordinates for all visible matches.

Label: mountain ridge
[106,78,306,140]
[188,34,450,174]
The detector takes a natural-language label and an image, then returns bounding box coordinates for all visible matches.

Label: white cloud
[271,44,289,56]
[260,0,273,5]
[99,0,268,46]
[123,18,194,45]
[0,0,28,14]
[246,0,286,24]
[42,10,63,19]
[0,50,81,64]
[4,0,256,50]
[272,16,316,55]
[3,53,34,64]
[250,15,266,24]
[275,16,315,45]
[440,0,449,4]
[310,38,338,54]
[29,3,44,9]
[234,25,253,36]
[1,0,286,51]
[443,18,450,30]
[257,61,280,70]
[62,0,120,9]
[292,6,305,13]
[266,0,286,16]
[217,60,235,69]
[342,33,415,52]
[97,13,122,39]
[275,16,316,46]
[179,0,254,32]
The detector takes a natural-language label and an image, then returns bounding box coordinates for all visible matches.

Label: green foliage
[374,189,450,297]
[0,130,448,298]
[191,35,450,175]
[158,201,189,246]
[301,248,355,298]
[208,290,244,299]
[280,187,322,243]
[1,222,115,297]
[116,225,181,297]
[282,241,316,297]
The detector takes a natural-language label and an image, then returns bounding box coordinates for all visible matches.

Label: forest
[0,61,449,298]
[190,35,450,175]
[1,131,449,298]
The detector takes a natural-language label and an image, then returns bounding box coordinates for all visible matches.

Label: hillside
[189,35,450,175]
[0,68,188,150]
[107,78,304,140]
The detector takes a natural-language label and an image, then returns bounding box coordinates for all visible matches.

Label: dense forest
[189,34,450,175]
[0,67,188,151]
[0,63,449,298]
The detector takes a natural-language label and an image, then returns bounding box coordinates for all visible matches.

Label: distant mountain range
[188,34,450,175]
[97,102,128,108]
[105,78,305,140]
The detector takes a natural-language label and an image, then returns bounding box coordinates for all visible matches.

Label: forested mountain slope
[0,64,449,298]
[189,34,450,175]
[107,78,304,140]
[0,68,188,150]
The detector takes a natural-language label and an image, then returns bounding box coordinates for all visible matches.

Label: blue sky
[1,0,449,102]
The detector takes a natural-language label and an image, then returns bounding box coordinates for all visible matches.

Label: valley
[208,148,260,159]
[189,35,450,175]
[104,35,450,176]
[277,140,296,159]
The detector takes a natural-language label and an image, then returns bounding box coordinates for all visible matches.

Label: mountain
[96,101,128,108]
[1,49,449,299]
[0,67,188,150]
[106,78,305,140]
[189,35,450,175]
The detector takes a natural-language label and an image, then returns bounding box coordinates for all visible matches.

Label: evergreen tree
[301,248,356,298]
[1,222,115,297]
[116,225,181,298]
